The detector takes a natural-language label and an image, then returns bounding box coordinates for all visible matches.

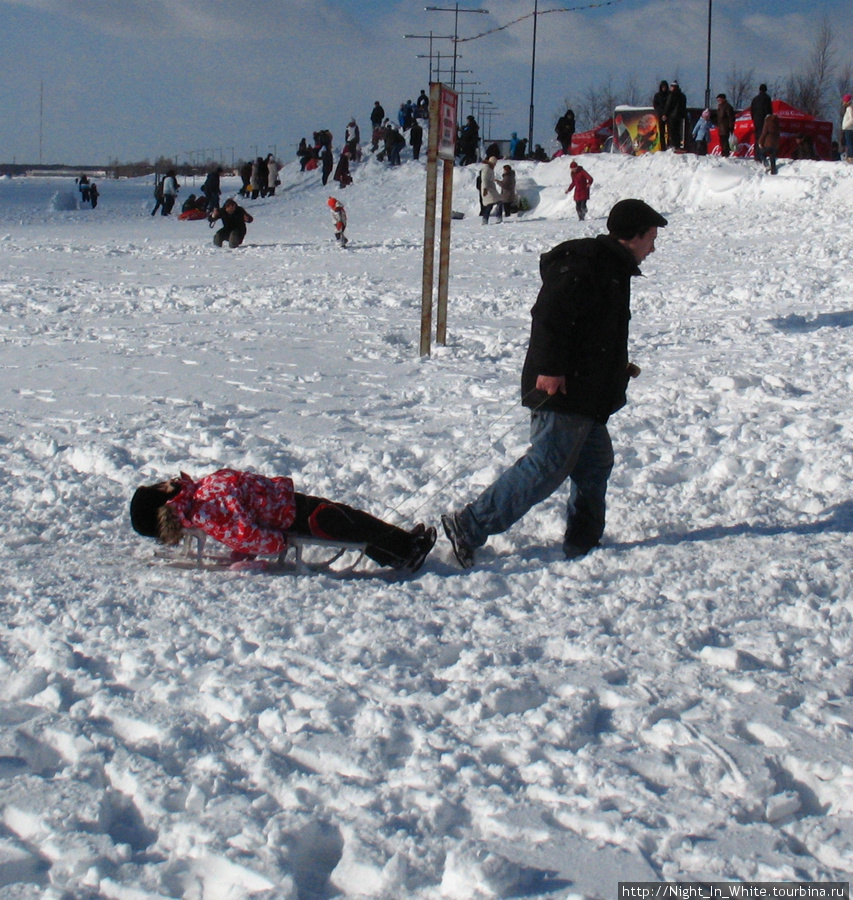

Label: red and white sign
[436,85,458,161]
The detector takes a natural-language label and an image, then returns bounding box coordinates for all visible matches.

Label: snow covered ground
[1,148,853,899]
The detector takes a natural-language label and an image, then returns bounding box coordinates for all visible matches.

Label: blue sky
[2,0,851,165]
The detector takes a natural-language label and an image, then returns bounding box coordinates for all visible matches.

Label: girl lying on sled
[130,468,436,573]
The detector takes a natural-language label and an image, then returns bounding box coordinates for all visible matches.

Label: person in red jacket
[130,469,436,573]
[565,161,594,220]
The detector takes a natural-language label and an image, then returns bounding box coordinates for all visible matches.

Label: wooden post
[420,85,441,357]
[436,157,454,345]
[420,83,458,357]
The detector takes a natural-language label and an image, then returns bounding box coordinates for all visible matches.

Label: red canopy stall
[708,100,833,160]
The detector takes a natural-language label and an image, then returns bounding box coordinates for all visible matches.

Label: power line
[455,0,627,43]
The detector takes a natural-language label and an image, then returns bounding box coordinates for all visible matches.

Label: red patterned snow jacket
[167,469,296,555]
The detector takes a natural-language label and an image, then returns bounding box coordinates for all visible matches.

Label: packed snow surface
[1,149,853,899]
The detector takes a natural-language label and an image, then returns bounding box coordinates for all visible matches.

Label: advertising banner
[613,106,661,155]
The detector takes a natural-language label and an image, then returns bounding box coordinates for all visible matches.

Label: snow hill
[1,148,853,900]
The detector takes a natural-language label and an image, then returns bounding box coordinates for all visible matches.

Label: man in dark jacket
[210,198,254,248]
[555,109,576,154]
[442,199,667,568]
[715,93,736,157]
[750,84,773,165]
[664,81,687,149]
[653,81,670,149]
[200,167,222,212]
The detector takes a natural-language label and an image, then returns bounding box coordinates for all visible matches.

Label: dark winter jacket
[716,100,736,138]
[521,235,640,423]
[212,203,253,232]
[750,90,773,137]
[653,83,669,118]
[664,87,687,123]
[555,111,576,142]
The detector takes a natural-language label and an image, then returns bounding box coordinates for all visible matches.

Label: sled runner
[154,528,369,575]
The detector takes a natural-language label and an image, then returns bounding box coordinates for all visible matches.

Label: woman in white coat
[479,157,504,224]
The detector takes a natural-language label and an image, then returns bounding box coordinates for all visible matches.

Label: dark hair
[130,485,169,538]
[129,483,184,544]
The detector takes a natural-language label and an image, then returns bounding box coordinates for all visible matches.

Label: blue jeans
[458,410,614,551]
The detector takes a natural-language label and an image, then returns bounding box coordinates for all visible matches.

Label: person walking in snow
[479,156,504,224]
[328,196,348,247]
[370,102,385,151]
[319,143,334,186]
[758,112,780,175]
[266,155,279,197]
[565,160,593,220]
[200,166,222,212]
[715,93,736,157]
[458,116,480,166]
[441,199,668,569]
[158,170,179,216]
[333,149,353,188]
[409,119,424,161]
[692,109,711,156]
[345,119,361,160]
[750,84,773,166]
[209,197,253,248]
[77,174,91,204]
[130,469,436,573]
[499,164,518,216]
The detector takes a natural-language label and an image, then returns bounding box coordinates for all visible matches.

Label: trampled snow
[1,148,852,899]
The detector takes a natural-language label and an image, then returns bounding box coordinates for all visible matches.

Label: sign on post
[420,83,458,357]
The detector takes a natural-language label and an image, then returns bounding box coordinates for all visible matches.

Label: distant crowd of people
[128,75,850,248]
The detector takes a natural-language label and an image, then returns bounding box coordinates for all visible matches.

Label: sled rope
[384,388,550,523]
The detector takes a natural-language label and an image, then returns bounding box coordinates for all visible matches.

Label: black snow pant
[292,493,415,567]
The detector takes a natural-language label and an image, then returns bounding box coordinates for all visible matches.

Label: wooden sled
[154,529,369,575]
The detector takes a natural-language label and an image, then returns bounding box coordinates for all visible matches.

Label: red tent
[568,118,614,155]
[708,100,833,160]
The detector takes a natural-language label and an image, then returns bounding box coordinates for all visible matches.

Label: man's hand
[627,363,641,379]
[536,374,567,395]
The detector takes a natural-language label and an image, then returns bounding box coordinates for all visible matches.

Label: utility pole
[424,4,490,89]
[39,81,44,166]
[704,0,713,110]
[528,0,538,152]
[405,31,454,82]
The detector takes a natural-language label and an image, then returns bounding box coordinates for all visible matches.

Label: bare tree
[836,63,853,132]
[785,16,836,117]
[569,76,645,132]
[725,65,754,110]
